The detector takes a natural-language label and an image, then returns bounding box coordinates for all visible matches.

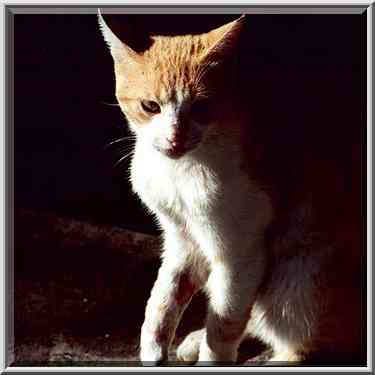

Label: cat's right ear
[97,9,139,63]
[203,15,246,62]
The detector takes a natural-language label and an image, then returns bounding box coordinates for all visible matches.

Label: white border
[1,1,372,373]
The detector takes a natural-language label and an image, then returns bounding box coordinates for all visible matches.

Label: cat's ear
[98,9,139,63]
[204,15,246,60]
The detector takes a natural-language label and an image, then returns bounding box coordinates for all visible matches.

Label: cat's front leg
[140,260,197,364]
[140,227,207,365]
[198,252,265,364]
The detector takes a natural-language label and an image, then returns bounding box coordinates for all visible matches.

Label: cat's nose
[166,129,184,148]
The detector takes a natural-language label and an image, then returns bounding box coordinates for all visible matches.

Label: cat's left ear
[204,15,246,60]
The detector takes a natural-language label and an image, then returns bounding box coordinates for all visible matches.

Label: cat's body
[99,13,364,365]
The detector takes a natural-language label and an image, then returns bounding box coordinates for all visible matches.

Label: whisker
[102,136,137,150]
[113,146,134,158]
[100,101,121,107]
[113,150,135,169]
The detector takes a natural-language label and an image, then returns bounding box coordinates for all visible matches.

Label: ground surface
[13,209,270,367]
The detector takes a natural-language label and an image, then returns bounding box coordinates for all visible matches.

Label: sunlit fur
[99,13,363,366]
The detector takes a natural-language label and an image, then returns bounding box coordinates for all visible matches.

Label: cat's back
[242,78,364,361]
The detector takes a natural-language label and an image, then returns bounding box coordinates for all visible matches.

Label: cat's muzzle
[154,144,187,159]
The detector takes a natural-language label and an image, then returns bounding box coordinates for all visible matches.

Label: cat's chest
[130,148,218,220]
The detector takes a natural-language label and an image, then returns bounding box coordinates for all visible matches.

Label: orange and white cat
[99,13,364,366]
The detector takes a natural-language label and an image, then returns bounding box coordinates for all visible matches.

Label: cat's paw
[176,328,205,364]
[267,349,301,365]
[140,342,167,366]
[197,331,238,364]
[140,327,168,366]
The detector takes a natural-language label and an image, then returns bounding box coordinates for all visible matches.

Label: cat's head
[99,13,245,159]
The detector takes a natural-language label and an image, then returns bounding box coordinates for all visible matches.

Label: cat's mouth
[154,142,199,159]
[154,145,188,159]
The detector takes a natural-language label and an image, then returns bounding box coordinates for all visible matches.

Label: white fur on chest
[131,141,220,222]
[130,139,273,261]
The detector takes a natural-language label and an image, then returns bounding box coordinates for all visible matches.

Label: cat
[98,13,364,365]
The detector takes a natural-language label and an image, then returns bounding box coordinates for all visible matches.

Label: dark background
[14,13,366,235]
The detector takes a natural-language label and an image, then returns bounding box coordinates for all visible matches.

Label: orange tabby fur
[99,13,365,366]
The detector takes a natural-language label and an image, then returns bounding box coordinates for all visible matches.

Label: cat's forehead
[140,34,209,102]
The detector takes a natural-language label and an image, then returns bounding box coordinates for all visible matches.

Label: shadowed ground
[13,209,270,367]
[14,209,363,367]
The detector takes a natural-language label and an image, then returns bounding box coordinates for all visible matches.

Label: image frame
[1,1,372,373]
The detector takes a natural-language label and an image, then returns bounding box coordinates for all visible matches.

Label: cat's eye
[141,100,161,115]
[190,99,212,124]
